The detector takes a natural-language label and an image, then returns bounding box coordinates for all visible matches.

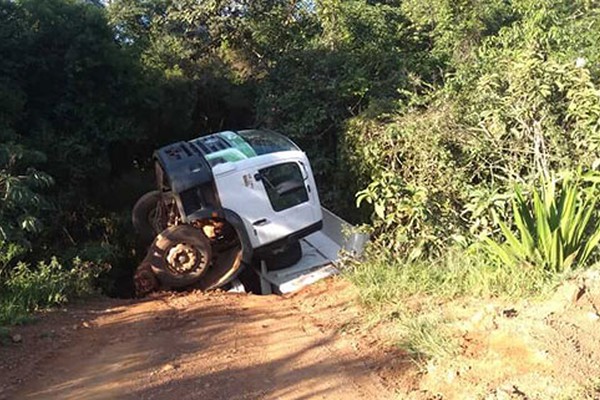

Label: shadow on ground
[3,285,412,400]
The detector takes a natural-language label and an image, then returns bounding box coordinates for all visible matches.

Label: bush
[347,0,600,264]
[0,258,106,326]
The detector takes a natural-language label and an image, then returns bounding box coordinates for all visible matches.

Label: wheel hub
[166,243,205,275]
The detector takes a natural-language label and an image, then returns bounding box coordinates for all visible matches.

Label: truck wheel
[264,240,302,271]
[132,190,165,246]
[149,225,212,288]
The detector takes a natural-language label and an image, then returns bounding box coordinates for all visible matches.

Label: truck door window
[259,162,309,212]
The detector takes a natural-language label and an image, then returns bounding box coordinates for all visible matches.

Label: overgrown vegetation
[344,0,600,360]
[485,172,600,274]
[0,258,105,326]
[2,1,600,364]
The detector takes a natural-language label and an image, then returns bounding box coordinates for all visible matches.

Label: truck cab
[133,130,323,295]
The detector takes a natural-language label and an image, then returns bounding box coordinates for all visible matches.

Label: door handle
[252,218,269,226]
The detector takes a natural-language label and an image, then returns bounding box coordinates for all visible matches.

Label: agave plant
[486,174,600,273]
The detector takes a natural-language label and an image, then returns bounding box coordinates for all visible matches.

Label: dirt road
[0,279,408,400]
[4,274,600,399]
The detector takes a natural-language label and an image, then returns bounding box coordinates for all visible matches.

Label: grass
[0,298,35,327]
[346,245,554,307]
[395,312,458,362]
[344,244,558,361]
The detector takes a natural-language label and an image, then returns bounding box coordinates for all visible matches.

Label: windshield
[190,130,299,166]
[235,130,299,155]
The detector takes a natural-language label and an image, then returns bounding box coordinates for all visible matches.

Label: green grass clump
[486,174,600,274]
[395,312,458,361]
[346,245,552,308]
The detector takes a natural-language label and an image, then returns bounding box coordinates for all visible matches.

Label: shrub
[347,0,600,263]
[0,258,106,326]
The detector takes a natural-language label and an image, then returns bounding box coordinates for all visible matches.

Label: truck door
[252,160,320,246]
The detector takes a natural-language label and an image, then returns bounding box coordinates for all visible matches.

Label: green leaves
[356,169,445,258]
[1,257,106,326]
[486,174,600,273]
[0,143,53,244]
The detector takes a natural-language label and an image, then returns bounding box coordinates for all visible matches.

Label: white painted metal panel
[214,151,322,248]
[258,207,371,294]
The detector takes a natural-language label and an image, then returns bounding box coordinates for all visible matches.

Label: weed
[0,258,105,326]
[396,312,458,363]
[486,173,600,274]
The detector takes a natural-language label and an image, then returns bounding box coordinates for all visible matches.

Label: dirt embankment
[0,278,411,400]
[416,270,600,399]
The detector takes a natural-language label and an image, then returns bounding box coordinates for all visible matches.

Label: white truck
[132,130,366,296]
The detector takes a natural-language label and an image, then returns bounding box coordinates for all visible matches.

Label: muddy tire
[132,190,164,247]
[149,225,212,288]
[264,240,302,271]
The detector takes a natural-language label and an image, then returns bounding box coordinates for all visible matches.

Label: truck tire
[264,240,302,271]
[149,225,212,288]
[132,190,164,247]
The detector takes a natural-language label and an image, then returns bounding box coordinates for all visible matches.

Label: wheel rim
[164,242,209,276]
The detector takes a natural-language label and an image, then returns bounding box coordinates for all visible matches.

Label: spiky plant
[486,174,600,273]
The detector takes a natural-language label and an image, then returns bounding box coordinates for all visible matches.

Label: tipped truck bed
[257,208,369,294]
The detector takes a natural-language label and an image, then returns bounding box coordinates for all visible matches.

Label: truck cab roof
[154,130,300,193]
[191,130,300,167]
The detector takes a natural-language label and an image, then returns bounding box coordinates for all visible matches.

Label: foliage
[351,111,469,258]
[348,0,600,262]
[486,173,600,273]
[0,258,106,326]
[0,0,151,307]
[346,243,551,306]
[256,0,434,213]
[401,0,516,64]
[0,143,53,244]
[107,0,260,137]
[1,0,149,187]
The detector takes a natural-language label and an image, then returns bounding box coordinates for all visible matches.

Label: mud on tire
[149,225,212,288]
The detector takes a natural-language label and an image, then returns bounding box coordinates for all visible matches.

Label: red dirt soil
[5,273,599,399]
[0,278,412,400]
